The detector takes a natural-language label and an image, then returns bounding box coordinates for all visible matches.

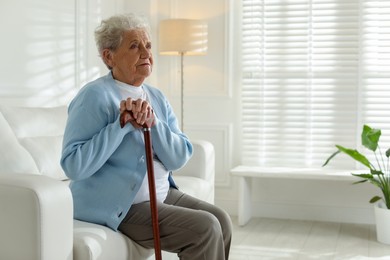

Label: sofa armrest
[0,174,73,260]
[173,140,215,204]
[174,140,215,184]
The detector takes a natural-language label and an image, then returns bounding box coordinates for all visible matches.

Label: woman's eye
[130,44,138,49]
[146,43,152,49]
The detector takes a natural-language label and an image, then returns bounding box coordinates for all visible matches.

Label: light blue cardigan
[60,72,193,230]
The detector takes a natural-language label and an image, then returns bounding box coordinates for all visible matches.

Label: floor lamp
[159,19,208,132]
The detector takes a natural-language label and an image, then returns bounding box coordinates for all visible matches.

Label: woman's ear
[102,49,115,69]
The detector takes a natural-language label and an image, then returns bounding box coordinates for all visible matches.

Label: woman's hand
[120,98,155,128]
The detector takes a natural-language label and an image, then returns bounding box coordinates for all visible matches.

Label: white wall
[0,0,376,224]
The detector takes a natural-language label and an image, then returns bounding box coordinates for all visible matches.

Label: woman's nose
[140,45,151,58]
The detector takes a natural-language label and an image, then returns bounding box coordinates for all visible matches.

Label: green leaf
[386,148,390,158]
[352,179,368,185]
[352,173,373,179]
[369,196,382,204]
[336,145,372,169]
[322,150,341,167]
[361,125,381,152]
[370,169,384,176]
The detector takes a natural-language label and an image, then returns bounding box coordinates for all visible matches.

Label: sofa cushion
[0,106,68,180]
[1,106,68,138]
[20,136,65,180]
[0,112,39,175]
[174,176,214,204]
[73,220,153,260]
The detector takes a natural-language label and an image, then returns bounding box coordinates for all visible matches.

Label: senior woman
[60,13,232,260]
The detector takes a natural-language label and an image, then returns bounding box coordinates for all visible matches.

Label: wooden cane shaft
[143,128,162,260]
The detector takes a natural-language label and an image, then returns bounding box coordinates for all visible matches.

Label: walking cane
[120,110,162,260]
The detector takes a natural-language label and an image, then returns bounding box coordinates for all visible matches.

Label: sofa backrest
[0,106,68,180]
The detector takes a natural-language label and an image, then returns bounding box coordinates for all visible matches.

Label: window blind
[241,0,390,168]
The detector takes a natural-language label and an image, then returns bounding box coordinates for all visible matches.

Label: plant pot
[374,202,390,245]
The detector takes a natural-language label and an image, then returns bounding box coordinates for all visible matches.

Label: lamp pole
[180,52,184,132]
[158,19,208,132]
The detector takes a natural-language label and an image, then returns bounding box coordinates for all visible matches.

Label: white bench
[230,166,363,226]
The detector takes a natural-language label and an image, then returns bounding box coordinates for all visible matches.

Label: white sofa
[0,106,215,260]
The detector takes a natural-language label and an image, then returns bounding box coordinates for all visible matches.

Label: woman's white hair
[94,13,151,56]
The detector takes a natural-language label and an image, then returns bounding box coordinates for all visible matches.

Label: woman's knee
[196,211,223,237]
[206,206,233,239]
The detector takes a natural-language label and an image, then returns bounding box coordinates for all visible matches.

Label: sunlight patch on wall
[0,0,102,107]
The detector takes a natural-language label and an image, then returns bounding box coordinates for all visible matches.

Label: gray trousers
[118,188,232,260]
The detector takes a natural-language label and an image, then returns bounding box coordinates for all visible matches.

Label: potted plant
[323,124,390,244]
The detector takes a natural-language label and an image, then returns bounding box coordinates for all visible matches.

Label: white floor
[230,217,390,260]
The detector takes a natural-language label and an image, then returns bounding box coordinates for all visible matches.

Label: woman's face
[104,29,153,86]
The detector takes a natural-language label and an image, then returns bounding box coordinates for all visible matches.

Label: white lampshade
[159,19,208,56]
